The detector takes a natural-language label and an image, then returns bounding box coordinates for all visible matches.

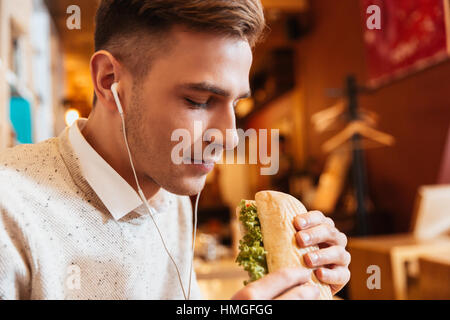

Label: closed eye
[185,98,209,109]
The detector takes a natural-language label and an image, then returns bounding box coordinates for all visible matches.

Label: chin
[160,175,207,196]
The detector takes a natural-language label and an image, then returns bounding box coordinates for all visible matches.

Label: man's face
[124,27,253,196]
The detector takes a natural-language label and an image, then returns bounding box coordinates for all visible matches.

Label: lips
[183,157,217,165]
[182,157,216,173]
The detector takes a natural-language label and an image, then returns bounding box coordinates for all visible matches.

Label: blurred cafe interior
[0,0,449,299]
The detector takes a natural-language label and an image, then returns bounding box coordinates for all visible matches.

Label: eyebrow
[176,82,252,100]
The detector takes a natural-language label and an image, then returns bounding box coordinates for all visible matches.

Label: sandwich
[235,190,333,299]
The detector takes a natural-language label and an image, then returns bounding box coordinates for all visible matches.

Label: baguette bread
[236,190,333,300]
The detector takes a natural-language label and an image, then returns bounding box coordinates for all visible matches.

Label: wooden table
[417,251,450,299]
[348,234,450,299]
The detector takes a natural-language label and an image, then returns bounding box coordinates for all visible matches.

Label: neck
[81,110,160,200]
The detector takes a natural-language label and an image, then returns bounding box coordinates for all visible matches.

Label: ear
[90,50,123,113]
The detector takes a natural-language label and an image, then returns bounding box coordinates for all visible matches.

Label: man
[0,0,350,299]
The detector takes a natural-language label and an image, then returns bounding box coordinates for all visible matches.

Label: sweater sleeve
[0,206,32,300]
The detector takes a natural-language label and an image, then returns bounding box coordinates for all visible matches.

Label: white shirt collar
[68,118,167,220]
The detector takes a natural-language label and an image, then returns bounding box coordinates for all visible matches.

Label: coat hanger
[312,100,346,132]
[322,120,395,153]
[312,100,379,133]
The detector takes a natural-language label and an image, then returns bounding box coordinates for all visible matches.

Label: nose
[208,104,239,151]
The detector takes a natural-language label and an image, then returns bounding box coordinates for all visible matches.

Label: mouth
[183,157,217,164]
[182,157,216,173]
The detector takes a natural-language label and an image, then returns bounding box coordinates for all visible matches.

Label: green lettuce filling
[235,200,268,285]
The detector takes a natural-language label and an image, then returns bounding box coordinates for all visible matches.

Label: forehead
[145,26,253,96]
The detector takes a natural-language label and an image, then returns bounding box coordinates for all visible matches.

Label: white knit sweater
[0,126,202,300]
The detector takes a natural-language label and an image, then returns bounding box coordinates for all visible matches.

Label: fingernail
[301,232,310,244]
[309,253,318,264]
[298,218,307,228]
[317,268,328,280]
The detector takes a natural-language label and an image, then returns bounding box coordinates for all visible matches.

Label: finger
[296,224,347,248]
[314,266,351,286]
[294,211,335,230]
[232,268,312,300]
[294,211,335,231]
[275,283,320,300]
[294,210,334,230]
[294,211,325,230]
[303,246,351,268]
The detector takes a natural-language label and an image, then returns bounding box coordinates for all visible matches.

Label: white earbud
[111,82,124,114]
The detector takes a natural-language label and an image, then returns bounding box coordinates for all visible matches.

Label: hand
[294,210,351,295]
[231,268,320,300]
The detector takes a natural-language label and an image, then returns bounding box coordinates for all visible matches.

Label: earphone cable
[188,190,200,300]
[118,112,190,300]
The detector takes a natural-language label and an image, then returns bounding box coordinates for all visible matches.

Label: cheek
[137,96,174,136]
[138,92,211,155]
[165,110,208,143]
